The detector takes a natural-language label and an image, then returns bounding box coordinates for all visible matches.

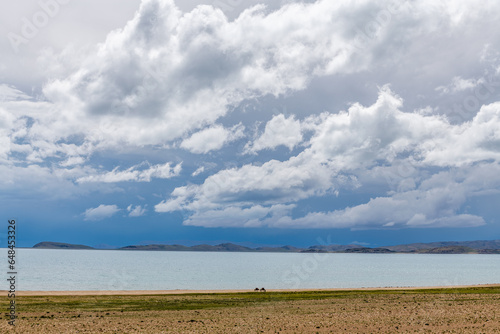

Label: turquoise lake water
[7,249,500,291]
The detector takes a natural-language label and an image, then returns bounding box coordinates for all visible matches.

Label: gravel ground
[1,289,499,333]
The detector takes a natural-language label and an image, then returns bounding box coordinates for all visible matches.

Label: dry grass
[1,287,499,333]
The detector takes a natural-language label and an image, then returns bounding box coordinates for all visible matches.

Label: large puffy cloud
[2,0,366,165]
[4,0,500,162]
[422,101,500,166]
[155,154,334,213]
[271,165,499,229]
[0,85,94,165]
[307,87,500,169]
[39,0,367,149]
[42,0,497,152]
[158,87,500,228]
[2,0,500,232]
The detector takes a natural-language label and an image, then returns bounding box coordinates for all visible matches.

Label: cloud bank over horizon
[1,0,500,245]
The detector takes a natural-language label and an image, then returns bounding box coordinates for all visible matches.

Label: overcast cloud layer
[1,0,500,246]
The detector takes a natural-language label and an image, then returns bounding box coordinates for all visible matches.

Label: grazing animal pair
[254,287,266,292]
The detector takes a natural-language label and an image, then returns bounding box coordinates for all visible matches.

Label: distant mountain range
[33,241,94,250]
[32,240,500,254]
[119,243,303,252]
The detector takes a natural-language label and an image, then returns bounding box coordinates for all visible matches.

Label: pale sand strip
[8,283,500,296]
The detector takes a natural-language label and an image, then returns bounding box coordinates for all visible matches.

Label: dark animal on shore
[254,288,259,291]
[260,288,266,292]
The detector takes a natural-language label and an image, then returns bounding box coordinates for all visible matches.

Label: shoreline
[10,283,500,296]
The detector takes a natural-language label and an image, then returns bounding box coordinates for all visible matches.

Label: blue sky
[1,0,500,248]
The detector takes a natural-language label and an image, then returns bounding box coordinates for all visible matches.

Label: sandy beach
[2,284,499,333]
[10,282,500,296]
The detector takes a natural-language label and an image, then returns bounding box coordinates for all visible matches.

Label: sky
[1,0,500,248]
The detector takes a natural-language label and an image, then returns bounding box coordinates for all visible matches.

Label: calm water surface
[9,249,500,291]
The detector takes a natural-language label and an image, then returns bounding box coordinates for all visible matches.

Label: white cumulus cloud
[192,166,205,176]
[157,87,500,229]
[84,204,120,221]
[2,0,500,235]
[245,114,303,153]
[180,124,244,154]
[77,162,182,183]
[127,204,147,217]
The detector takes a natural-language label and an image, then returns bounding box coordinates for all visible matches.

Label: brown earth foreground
[1,285,499,333]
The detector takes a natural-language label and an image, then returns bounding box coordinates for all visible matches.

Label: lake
[8,249,500,291]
